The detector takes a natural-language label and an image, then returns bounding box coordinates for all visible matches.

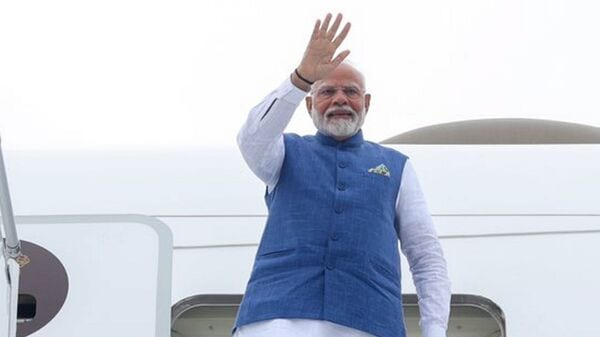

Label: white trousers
[233,318,378,337]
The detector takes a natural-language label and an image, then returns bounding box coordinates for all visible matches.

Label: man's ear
[305,96,313,115]
[364,93,371,113]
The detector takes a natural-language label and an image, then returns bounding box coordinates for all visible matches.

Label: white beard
[311,105,366,139]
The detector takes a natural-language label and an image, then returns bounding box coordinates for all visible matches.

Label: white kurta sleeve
[396,159,451,337]
[237,77,307,192]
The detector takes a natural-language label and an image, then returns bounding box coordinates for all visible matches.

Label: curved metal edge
[171,294,243,326]
[403,294,506,337]
[170,293,506,337]
[380,118,600,145]
[16,240,69,336]
[14,214,173,337]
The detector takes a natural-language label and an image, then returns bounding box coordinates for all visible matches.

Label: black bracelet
[294,68,314,85]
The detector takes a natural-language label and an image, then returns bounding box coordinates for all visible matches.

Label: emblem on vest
[368,164,391,177]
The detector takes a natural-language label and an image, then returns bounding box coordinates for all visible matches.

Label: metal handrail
[0,136,24,262]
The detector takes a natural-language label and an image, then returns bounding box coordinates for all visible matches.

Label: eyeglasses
[314,85,363,99]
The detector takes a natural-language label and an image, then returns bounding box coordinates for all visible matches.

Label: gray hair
[309,60,367,95]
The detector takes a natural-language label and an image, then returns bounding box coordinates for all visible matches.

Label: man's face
[307,65,371,140]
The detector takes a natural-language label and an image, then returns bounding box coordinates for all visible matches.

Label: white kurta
[234,77,451,337]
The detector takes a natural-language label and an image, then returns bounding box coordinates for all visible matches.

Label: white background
[1,0,599,150]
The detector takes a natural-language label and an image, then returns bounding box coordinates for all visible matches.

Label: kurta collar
[315,129,364,148]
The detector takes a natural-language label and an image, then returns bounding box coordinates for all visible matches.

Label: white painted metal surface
[3,144,599,216]
[1,142,599,336]
[0,244,7,336]
[164,214,600,337]
[1,240,20,337]
[15,215,172,337]
[6,259,19,337]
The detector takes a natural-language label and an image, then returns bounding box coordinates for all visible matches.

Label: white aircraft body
[2,119,600,337]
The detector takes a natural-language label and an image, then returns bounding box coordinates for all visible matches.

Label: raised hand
[294,13,351,90]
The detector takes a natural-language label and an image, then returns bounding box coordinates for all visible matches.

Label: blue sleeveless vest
[233,130,409,337]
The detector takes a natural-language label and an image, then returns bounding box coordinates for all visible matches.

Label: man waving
[233,13,451,337]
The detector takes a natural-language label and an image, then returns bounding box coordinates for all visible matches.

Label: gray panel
[17,240,68,337]
[382,118,600,144]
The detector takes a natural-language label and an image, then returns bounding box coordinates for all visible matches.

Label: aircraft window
[17,294,37,322]
[171,294,505,337]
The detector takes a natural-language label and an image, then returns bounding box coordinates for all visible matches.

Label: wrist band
[295,68,314,85]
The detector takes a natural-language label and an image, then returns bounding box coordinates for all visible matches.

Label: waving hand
[293,13,351,90]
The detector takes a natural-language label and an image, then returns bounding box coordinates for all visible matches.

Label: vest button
[331,234,339,241]
[338,162,347,168]
[337,182,346,191]
[334,206,343,214]
[326,264,334,270]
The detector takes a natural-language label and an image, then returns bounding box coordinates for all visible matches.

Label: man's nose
[332,90,348,106]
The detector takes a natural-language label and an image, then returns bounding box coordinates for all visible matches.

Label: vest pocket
[368,256,401,300]
[357,172,396,208]
[256,247,295,259]
[361,171,393,187]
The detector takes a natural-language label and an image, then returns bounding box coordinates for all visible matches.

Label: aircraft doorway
[171,294,505,337]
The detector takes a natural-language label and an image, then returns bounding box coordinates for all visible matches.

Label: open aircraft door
[1,137,173,337]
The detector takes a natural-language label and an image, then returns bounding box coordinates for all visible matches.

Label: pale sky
[1,0,599,150]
